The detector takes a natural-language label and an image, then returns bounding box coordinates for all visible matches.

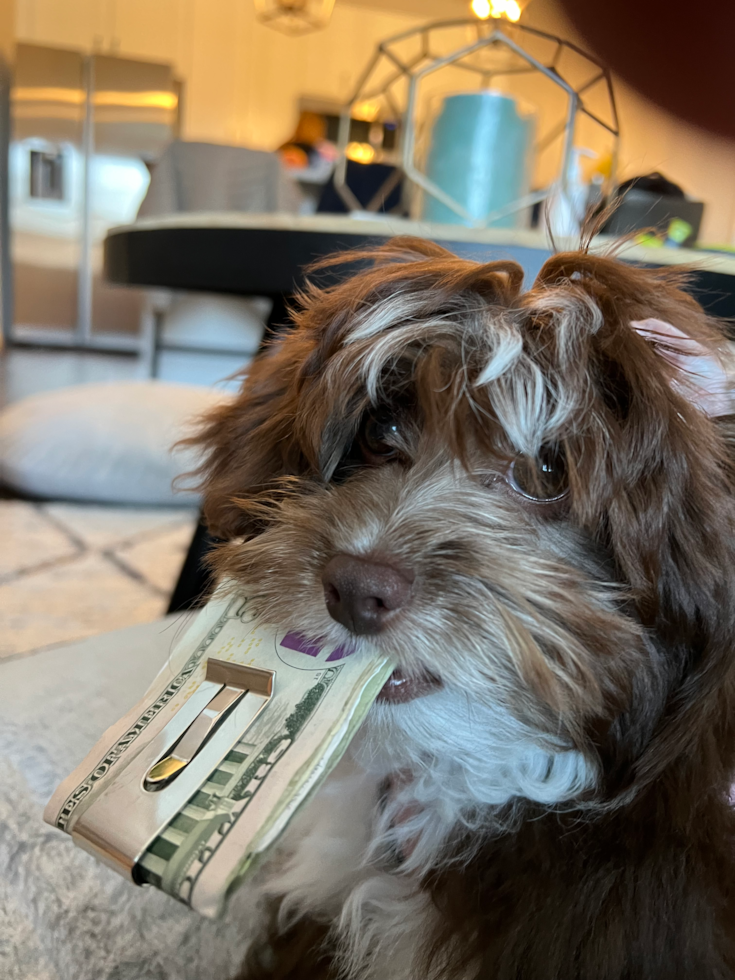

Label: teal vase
[421,91,534,228]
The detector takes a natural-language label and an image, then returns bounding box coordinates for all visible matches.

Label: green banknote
[44,586,393,917]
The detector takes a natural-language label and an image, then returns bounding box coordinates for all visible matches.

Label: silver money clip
[144,660,274,789]
[70,658,275,879]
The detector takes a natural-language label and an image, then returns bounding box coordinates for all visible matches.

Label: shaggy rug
[0,616,257,980]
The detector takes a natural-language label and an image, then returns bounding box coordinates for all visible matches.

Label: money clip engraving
[144,659,274,790]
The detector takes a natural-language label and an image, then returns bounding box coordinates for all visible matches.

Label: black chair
[316,160,404,215]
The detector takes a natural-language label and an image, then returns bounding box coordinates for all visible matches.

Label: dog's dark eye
[359,412,401,463]
[508,445,568,502]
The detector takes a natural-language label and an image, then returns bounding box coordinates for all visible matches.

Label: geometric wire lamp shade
[334,19,620,227]
[253,0,335,35]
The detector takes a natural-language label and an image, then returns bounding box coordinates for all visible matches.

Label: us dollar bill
[44,586,393,917]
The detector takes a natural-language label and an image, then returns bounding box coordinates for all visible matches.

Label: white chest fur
[256,689,594,979]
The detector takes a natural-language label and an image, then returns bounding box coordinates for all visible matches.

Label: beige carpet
[0,500,198,661]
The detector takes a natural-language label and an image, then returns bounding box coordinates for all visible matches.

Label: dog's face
[194,239,733,824]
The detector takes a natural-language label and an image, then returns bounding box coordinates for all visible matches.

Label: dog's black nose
[321,555,412,635]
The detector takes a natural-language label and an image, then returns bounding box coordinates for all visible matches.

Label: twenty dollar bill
[44,587,393,917]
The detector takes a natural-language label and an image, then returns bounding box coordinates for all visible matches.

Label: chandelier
[471,0,523,21]
[253,0,336,36]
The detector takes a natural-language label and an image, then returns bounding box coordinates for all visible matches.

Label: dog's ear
[186,337,313,540]
[533,253,735,633]
[631,317,734,417]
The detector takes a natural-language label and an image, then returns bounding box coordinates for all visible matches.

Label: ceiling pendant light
[254,0,336,36]
[471,0,523,22]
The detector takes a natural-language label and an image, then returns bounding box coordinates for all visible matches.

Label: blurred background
[2,0,735,661]
[3,0,734,381]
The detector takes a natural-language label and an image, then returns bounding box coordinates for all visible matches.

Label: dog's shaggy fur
[191,238,735,980]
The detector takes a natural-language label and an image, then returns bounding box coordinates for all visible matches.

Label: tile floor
[0,343,242,664]
[0,500,198,661]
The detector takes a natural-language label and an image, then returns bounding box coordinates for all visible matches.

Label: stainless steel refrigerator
[3,42,179,349]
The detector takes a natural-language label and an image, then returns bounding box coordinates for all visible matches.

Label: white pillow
[161,294,269,353]
[0,380,234,506]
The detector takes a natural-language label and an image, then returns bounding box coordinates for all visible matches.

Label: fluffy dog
[190,238,735,980]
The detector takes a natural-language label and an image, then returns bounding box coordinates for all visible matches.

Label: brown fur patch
[236,902,336,980]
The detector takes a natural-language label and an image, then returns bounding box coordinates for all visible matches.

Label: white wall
[611,85,735,245]
[0,0,14,60]
[14,0,419,150]
[14,0,735,244]
[520,0,735,245]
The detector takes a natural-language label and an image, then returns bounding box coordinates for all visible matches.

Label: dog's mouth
[377,668,442,704]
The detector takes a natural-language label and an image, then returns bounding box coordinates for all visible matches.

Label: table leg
[263,292,293,342]
[167,517,217,613]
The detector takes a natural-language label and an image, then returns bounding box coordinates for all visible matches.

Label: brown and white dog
[190,238,735,980]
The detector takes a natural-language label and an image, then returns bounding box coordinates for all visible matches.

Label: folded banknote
[44,587,392,917]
